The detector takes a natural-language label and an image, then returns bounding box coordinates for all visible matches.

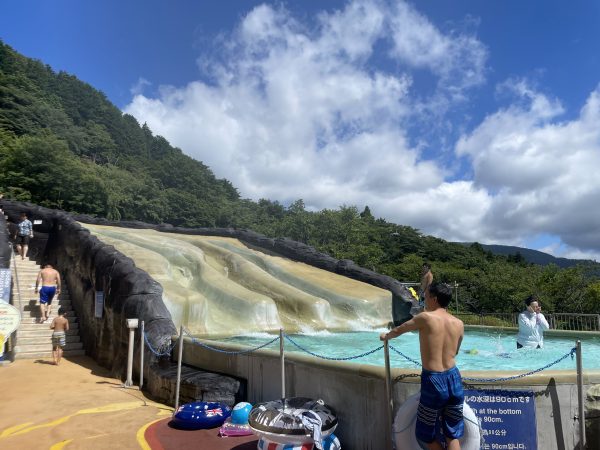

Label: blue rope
[284,333,383,361]
[389,345,422,367]
[143,331,177,357]
[388,345,576,383]
[183,328,280,355]
[462,347,577,383]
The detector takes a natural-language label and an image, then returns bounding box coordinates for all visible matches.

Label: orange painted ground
[0,356,172,449]
[0,355,265,450]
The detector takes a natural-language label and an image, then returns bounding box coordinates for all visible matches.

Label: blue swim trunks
[416,366,464,445]
[39,286,56,305]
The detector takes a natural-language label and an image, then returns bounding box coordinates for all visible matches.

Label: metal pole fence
[576,340,586,449]
[383,340,393,450]
[174,326,184,413]
[139,320,145,389]
[280,328,285,400]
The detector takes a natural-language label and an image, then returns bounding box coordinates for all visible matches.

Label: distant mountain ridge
[458,242,597,268]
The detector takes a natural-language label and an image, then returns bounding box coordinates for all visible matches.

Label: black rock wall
[0,212,11,269]
[2,200,177,377]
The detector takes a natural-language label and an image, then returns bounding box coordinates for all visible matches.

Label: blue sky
[2,1,600,260]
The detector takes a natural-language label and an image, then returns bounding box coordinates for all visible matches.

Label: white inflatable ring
[393,392,481,450]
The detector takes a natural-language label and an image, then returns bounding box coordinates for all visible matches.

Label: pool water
[214,330,600,371]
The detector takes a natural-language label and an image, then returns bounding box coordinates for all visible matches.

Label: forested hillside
[1,41,599,315]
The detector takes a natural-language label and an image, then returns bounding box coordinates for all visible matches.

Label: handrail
[10,249,23,312]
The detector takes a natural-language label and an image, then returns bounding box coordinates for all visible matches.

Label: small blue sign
[0,269,11,304]
[465,389,537,450]
[95,291,104,318]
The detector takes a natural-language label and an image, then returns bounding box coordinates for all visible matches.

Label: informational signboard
[0,269,11,303]
[95,291,104,318]
[0,302,20,360]
[33,220,42,225]
[465,389,537,449]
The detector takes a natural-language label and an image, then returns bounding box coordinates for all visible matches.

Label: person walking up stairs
[10,254,84,360]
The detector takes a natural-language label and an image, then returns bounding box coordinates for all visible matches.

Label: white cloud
[122,1,600,260]
[388,1,487,96]
[456,83,600,258]
[120,0,600,259]
[130,77,151,96]
[125,0,485,211]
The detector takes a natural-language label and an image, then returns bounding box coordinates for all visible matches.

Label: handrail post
[383,340,393,450]
[576,340,586,449]
[280,328,285,400]
[139,320,145,389]
[174,325,184,413]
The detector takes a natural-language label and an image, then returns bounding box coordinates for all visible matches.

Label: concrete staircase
[10,256,85,359]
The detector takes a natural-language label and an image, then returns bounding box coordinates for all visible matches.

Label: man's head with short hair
[422,263,431,270]
[427,282,453,308]
[20,212,27,218]
[58,307,66,316]
[43,264,53,268]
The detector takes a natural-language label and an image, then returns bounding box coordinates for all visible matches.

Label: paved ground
[144,419,258,450]
[0,356,261,450]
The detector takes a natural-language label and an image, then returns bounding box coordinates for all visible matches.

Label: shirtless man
[381,282,464,450]
[50,307,69,365]
[35,264,61,323]
[419,263,433,306]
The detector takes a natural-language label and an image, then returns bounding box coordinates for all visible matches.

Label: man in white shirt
[516,295,549,349]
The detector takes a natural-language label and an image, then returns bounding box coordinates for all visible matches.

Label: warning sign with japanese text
[466,389,537,449]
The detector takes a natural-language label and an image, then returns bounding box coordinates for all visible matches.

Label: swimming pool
[213,330,600,371]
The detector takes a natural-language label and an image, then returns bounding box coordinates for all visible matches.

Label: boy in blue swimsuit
[381,282,465,450]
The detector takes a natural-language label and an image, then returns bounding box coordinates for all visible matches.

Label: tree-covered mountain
[457,243,596,268]
[1,41,599,316]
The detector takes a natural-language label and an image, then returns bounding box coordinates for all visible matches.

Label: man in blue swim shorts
[381,282,465,450]
[35,264,62,323]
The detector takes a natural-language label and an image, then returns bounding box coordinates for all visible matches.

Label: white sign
[33,220,42,225]
[0,303,20,359]
[95,291,104,318]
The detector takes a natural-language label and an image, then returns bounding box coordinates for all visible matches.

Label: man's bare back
[381,290,463,365]
[37,267,61,289]
[415,309,463,371]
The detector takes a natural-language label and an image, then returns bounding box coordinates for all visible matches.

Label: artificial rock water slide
[84,225,393,336]
[2,199,415,375]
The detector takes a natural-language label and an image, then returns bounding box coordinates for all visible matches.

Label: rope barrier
[150,326,577,383]
[462,347,577,383]
[390,344,576,382]
[183,327,280,355]
[143,331,177,357]
[284,333,384,361]
[389,345,422,367]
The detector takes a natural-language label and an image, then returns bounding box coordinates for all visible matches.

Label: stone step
[17,328,79,338]
[10,258,83,361]
[21,300,73,312]
[14,342,84,353]
[21,314,77,326]
[17,335,81,345]
[14,349,86,359]
[19,319,79,330]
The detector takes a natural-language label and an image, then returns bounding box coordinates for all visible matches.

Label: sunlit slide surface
[84,224,392,336]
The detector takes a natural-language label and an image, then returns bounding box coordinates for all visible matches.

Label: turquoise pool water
[213,330,600,371]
